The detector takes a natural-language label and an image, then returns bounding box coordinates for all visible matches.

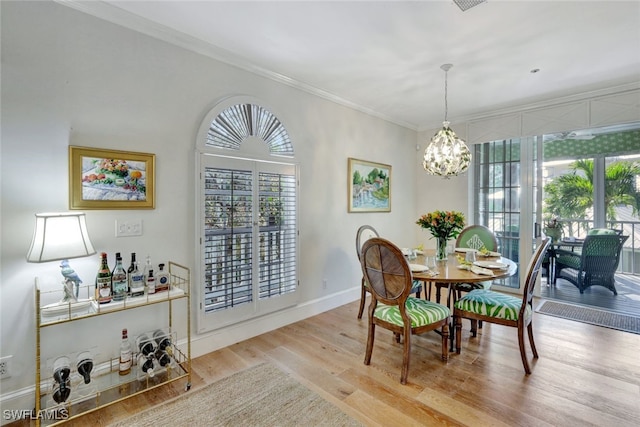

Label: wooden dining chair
[360,237,450,384]
[356,225,380,319]
[453,237,551,375]
[356,225,422,319]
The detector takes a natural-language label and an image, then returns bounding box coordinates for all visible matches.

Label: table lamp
[27,212,96,303]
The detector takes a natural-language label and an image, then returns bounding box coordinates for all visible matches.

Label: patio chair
[454,238,551,375]
[360,237,449,384]
[555,234,628,295]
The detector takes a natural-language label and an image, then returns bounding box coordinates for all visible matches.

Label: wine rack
[34,262,191,426]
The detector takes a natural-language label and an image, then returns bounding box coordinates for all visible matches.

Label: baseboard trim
[187,287,360,358]
[0,287,361,424]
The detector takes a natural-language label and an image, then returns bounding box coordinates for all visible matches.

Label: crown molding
[53,0,415,130]
[420,81,640,132]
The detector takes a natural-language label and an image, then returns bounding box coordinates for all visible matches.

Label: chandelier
[423,64,471,178]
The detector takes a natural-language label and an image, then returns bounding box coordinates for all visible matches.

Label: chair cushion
[374,297,450,327]
[556,253,581,269]
[454,289,530,321]
[588,228,617,235]
[558,267,580,283]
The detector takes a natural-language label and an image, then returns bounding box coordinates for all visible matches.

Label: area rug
[110,363,361,427]
[537,300,640,334]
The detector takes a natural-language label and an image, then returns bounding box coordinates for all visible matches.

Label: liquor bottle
[112,252,121,275]
[155,263,170,292]
[127,252,136,289]
[136,333,155,357]
[119,329,132,376]
[143,255,152,282]
[95,252,112,304]
[146,269,156,294]
[112,254,128,301]
[137,353,154,378]
[76,351,94,384]
[129,260,145,297]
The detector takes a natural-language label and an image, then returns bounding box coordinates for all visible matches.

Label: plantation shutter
[199,155,299,331]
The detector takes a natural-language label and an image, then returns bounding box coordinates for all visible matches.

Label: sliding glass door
[473,137,541,292]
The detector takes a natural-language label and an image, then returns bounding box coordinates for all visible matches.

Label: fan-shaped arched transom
[204,103,294,157]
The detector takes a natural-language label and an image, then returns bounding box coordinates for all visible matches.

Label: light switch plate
[115,219,143,237]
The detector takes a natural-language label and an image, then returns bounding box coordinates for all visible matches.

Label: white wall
[0,1,420,414]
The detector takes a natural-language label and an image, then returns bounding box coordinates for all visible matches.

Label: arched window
[196,96,299,332]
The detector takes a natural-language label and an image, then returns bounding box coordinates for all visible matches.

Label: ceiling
[63,0,640,130]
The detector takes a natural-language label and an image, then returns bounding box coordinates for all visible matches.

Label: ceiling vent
[453,0,487,12]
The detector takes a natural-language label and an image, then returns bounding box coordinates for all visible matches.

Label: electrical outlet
[0,355,12,379]
[322,279,327,289]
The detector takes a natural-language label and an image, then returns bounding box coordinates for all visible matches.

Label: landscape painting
[348,158,391,213]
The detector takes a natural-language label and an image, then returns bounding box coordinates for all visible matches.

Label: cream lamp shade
[27,212,96,262]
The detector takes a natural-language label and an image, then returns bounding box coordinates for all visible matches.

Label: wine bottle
[155,263,170,292]
[129,260,145,298]
[52,356,71,403]
[95,252,112,304]
[76,351,93,384]
[146,269,156,294]
[137,353,154,378]
[119,329,132,376]
[136,333,155,357]
[154,349,171,368]
[152,329,171,352]
[112,254,128,301]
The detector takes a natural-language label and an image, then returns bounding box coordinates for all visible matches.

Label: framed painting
[69,146,155,209]
[348,158,391,212]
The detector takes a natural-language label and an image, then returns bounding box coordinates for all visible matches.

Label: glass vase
[436,236,448,261]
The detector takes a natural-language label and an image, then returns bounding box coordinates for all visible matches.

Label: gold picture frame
[348,157,391,212]
[69,146,155,209]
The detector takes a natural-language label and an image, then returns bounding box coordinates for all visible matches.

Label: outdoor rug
[111,362,361,427]
[537,300,640,334]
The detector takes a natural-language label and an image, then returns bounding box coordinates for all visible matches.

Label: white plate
[473,260,508,269]
[455,247,476,253]
[409,263,429,272]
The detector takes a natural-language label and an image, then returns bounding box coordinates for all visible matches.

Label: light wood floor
[12,298,640,426]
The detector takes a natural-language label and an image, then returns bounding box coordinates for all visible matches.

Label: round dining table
[411,250,517,285]
[409,249,518,350]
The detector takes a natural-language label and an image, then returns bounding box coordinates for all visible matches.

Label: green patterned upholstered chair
[456,225,499,251]
[556,234,628,295]
[453,238,550,375]
[435,225,499,305]
[360,237,450,384]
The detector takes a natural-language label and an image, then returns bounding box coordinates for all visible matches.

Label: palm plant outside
[543,159,640,236]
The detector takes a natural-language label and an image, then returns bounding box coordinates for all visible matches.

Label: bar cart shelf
[34,262,191,426]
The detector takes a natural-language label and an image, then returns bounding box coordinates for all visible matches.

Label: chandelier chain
[444,69,448,122]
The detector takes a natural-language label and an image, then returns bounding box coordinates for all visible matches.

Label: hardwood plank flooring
[9,298,640,426]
